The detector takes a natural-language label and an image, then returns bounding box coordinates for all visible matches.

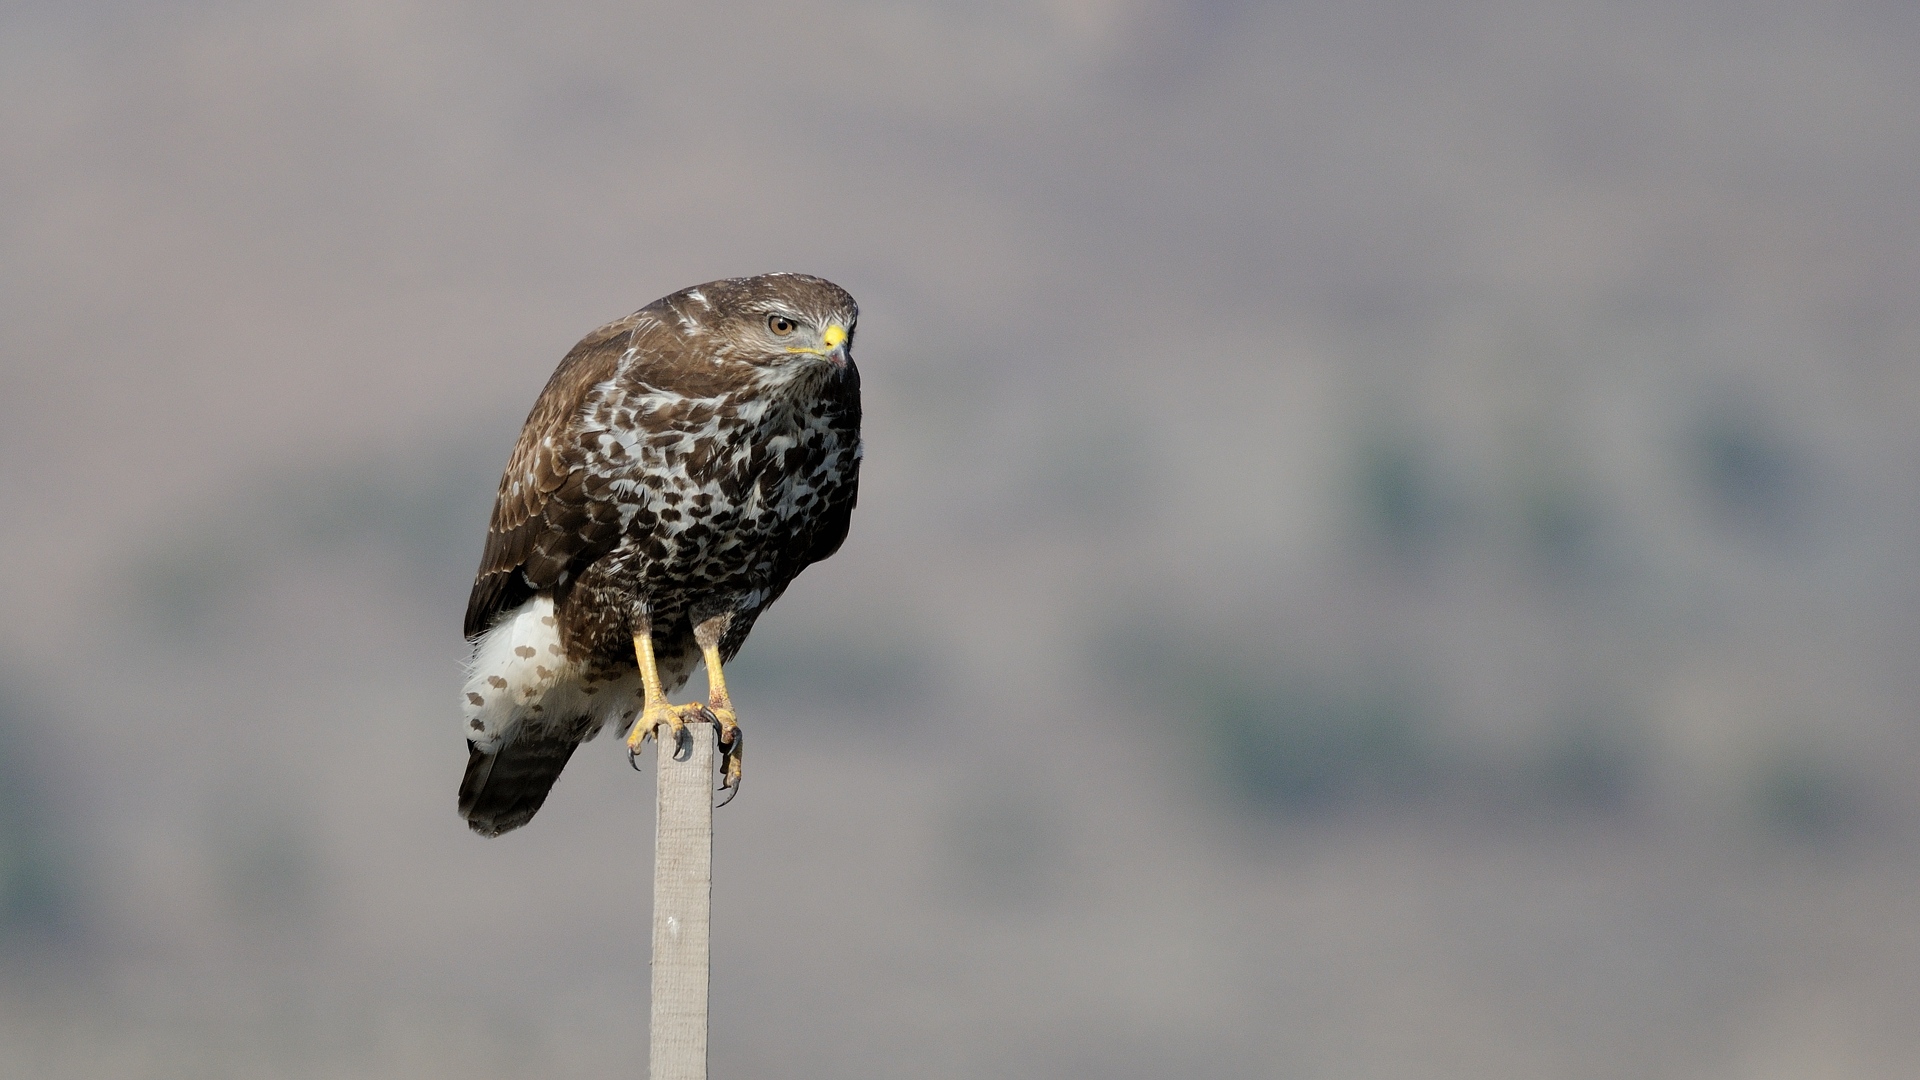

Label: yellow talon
[697,618,745,800]
[628,700,712,753]
[628,630,712,755]
[629,622,744,798]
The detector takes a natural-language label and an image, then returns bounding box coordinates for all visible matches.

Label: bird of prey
[458,274,862,836]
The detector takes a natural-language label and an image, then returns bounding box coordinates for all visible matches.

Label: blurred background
[4,1,1920,1076]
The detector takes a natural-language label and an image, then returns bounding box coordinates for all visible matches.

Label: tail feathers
[459,729,584,837]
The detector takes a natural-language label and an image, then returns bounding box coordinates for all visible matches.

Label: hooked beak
[821,323,849,368]
[787,323,850,368]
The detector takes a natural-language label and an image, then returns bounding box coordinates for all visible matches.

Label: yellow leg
[695,615,743,801]
[625,631,711,757]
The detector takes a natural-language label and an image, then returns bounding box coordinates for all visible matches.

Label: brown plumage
[458,274,862,836]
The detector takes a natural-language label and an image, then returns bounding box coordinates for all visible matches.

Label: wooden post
[650,721,714,1080]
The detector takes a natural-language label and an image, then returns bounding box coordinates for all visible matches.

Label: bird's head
[667,273,858,381]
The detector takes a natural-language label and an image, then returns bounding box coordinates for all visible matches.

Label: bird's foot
[710,704,743,806]
[626,701,714,766]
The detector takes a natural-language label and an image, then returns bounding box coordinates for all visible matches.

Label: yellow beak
[786,323,851,366]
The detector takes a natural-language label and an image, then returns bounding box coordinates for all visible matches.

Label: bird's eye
[768,314,797,336]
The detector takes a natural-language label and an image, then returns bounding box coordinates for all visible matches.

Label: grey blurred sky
[5,2,1920,1077]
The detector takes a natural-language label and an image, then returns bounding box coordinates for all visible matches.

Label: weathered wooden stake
[651,721,714,1080]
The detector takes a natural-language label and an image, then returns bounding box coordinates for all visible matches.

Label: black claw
[714,729,742,808]
[628,746,645,772]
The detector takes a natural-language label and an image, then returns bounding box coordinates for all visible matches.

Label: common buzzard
[459,274,862,836]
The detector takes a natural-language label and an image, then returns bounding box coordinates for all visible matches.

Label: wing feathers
[465,319,634,638]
